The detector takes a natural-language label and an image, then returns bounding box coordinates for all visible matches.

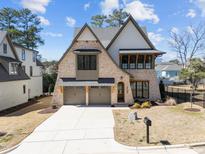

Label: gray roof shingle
[156,63,183,71]
[74,27,120,47]
[0,64,29,82]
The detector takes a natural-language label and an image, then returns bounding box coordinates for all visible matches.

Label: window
[30,66,33,76]
[22,65,26,72]
[121,55,128,69]
[120,54,154,69]
[137,55,144,69]
[136,82,143,98]
[145,55,152,69]
[10,63,18,75]
[3,43,7,54]
[77,55,96,70]
[129,55,136,69]
[22,49,26,60]
[131,81,149,99]
[33,52,36,62]
[131,82,136,98]
[23,85,26,94]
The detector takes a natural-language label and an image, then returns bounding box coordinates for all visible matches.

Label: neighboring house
[14,43,43,99]
[156,62,183,85]
[53,15,165,106]
[0,31,43,111]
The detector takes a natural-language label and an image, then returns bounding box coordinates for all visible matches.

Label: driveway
[9,106,199,154]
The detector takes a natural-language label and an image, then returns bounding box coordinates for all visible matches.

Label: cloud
[38,16,50,26]
[171,27,179,33]
[148,32,164,45]
[84,2,90,11]
[162,51,177,61]
[100,0,119,15]
[21,0,50,14]
[66,17,76,27]
[186,9,196,18]
[190,0,205,16]
[124,0,159,24]
[42,32,63,37]
[157,28,163,32]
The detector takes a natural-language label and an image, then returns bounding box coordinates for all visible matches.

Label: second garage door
[64,87,85,105]
[89,86,111,105]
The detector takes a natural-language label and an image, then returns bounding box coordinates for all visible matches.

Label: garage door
[89,86,111,105]
[64,87,85,105]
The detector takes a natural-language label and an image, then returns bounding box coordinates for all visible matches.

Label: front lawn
[113,103,205,147]
[0,96,56,151]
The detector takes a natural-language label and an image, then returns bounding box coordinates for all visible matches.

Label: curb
[0,143,20,154]
[115,140,205,151]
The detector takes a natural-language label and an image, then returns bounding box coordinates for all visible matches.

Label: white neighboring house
[0,31,43,112]
[14,43,43,99]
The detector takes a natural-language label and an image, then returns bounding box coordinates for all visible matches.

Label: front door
[118,82,124,102]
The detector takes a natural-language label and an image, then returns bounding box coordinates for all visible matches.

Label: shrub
[141,101,151,108]
[165,97,177,106]
[131,102,141,109]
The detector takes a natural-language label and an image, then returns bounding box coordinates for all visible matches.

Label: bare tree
[169,22,205,67]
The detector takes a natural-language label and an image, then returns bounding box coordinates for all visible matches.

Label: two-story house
[14,43,43,99]
[0,31,43,112]
[53,15,165,106]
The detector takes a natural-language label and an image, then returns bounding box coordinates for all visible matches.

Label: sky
[0,0,205,61]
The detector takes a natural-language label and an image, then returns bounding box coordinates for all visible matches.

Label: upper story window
[30,66,33,76]
[33,52,36,62]
[130,55,136,69]
[137,55,144,69]
[121,55,128,69]
[21,49,26,60]
[10,63,18,75]
[145,55,152,69]
[3,43,7,54]
[120,54,154,69]
[77,55,96,70]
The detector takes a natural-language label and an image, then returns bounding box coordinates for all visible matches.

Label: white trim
[119,50,162,54]
[59,80,114,87]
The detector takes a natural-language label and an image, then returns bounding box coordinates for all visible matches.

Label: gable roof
[58,24,130,76]
[74,26,148,48]
[106,15,156,50]
[0,31,19,60]
[13,43,39,53]
[74,27,120,48]
[0,31,7,44]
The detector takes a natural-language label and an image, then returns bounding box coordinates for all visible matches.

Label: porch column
[85,86,89,106]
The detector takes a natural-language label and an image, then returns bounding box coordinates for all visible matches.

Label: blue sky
[0,0,205,61]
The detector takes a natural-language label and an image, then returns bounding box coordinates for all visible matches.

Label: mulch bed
[38,107,58,114]
[184,108,201,112]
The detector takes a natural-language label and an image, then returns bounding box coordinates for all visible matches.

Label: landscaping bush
[131,102,141,109]
[165,97,177,106]
[141,101,152,108]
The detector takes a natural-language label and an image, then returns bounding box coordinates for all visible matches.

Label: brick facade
[52,41,134,106]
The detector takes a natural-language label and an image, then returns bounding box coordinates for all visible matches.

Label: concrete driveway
[9,106,199,154]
